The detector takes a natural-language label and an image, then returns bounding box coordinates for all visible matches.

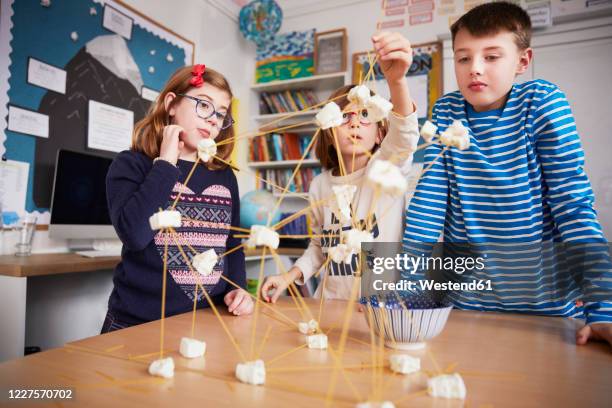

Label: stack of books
[250,133,316,162]
[259,90,319,114]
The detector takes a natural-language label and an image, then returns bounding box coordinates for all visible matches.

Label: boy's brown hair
[315,84,388,171]
[451,1,532,50]
[131,65,235,170]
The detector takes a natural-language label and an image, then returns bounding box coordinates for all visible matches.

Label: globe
[240,189,281,229]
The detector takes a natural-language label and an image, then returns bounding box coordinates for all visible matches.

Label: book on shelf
[254,167,322,194]
[249,133,318,162]
[259,89,319,115]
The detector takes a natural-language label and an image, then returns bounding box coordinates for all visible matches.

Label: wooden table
[0,298,609,407]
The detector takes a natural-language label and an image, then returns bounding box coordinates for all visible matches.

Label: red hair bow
[189,64,206,87]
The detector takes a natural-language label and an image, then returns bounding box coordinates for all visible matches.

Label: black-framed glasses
[177,94,234,130]
[341,109,372,126]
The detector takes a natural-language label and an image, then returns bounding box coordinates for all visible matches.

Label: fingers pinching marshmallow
[149,210,182,230]
[366,160,408,196]
[348,85,372,106]
[298,319,319,334]
[331,184,357,223]
[235,360,266,385]
[307,333,328,349]
[439,120,470,150]
[328,244,355,264]
[389,354,420,374]
[342,229,374,254]
[148,357,175,378]
[179,337,207,358]
[316,102,343,129]
[365,95,393,123]
[427,373,467,399]
[246,225,280,250]
[420,120,438,143]
[197,138,217,163]
[192,249,218,276]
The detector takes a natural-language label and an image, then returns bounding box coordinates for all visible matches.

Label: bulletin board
[0,0,194,219]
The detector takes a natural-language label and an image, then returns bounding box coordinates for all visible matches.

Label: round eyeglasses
[341,109,372,126]
[177,94,234,130]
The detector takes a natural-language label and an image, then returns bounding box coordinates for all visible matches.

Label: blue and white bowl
[360,293,453,350]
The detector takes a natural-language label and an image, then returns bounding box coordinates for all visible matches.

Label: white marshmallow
[235,360,266,385]
[331,184,357,223]
[298,319,319,334]
[439,120,470,150]
[389,354,420,374]
[192,249,218,276]
[316,102,343,129]
[149,210,182,230]
[246,225,280,250]
[348,85,372,106]
[427,373,467,399]
[197,138,217,163]
[70,31,79,42]
[179,337,206,358]
[366,160,408,196]
[307,333,328,349]
[420,120,438,143]
[365,95,393,123]
[328,244,355,264]
[356,402,395,408]
[148,357,174,378]
[342,229,374,254]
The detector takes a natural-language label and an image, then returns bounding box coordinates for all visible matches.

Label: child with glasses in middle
[102,65,253,333]
[261,32,421,302]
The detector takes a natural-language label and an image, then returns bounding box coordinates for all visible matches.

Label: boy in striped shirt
[402,2,611,347]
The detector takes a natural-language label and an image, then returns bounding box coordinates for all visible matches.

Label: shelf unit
[249,72,346,203]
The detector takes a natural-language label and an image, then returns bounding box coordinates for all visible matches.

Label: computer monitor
[49,150,118,246]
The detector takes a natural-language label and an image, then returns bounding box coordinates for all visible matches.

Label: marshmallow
[366,160,408,196]
[192,249,218,276]
[389,354,420,374]
[179,337,207,358]
[70,31,79,42]
[420,120,438,143]
[331,184,357,223]
[328,244,355,264]
[427,373,467,399]
[149,210,182,230]
[197,138,217,163]
[356,402,395,408]
[342,229,374,254]
[298,319,319,334]
[366,95,393,123]
[348,85,372,106]
[235,360,266,385]
[246,225,280,249]
[41,0,51,7]
[316,102,343,129]
[307,333,328,349]
[439,120,470,150]
[148,357,175,378]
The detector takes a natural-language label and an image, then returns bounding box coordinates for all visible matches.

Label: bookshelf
[249,72,347,202]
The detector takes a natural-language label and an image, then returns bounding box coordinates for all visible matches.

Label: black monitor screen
[50,150,113,225]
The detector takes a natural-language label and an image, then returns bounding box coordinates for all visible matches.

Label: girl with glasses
[102,65,253,333]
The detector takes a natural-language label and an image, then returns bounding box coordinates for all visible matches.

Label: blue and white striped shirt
[402,79,612,324]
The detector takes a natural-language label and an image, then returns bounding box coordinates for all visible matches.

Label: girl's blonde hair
[315,84,388,171]
[131,65,234,170]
